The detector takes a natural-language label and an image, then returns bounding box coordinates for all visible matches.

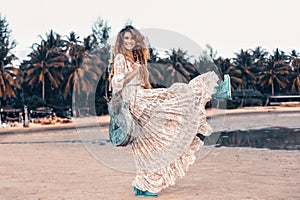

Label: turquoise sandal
[134,187,158,198]
[213,74,232,100]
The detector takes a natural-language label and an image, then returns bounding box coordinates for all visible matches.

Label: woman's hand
[132,61,141,71]
[124,62,140,85]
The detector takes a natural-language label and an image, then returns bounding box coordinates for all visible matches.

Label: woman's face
[123,31,136,51]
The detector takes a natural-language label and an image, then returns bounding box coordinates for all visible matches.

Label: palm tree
[63,43,89,97]
[195,44,220,75]
[64,31,108,96]
[164,63,188,86]
[91,17,111,46]
[214,57,233,77]
[42,30,68,51]
[289,63,300,94]
[64,33,109,117]
[225,49,256,90]
[273,48,289,61]
[148,47,159,63]
[25,37,67,102]
[0,15,22,107]
[147,63,166,88]
[194,55,217,77]
[257,53,290,95]
[204,43,218,60]
[165,48,198,82]
[251,46,268,75]
[251,46,268,62]
[288,50,300,94]
[0,64,22,102]
[64,21,112,115]
[148,48,207,88]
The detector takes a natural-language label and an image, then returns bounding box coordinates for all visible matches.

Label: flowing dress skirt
[129,71,219,193]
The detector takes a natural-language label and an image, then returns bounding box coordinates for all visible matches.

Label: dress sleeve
[111,54,126,94]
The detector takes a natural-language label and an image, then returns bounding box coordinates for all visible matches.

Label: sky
[1,0,300,63]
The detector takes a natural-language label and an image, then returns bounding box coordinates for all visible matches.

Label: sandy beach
[0,106,299,200]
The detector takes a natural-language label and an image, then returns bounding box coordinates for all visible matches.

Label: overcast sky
[1,0,300,61]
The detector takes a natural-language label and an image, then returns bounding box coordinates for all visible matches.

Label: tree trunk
[239,97,245,108]
[42,78,45,101]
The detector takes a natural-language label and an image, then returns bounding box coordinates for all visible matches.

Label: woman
[109,25,230,197]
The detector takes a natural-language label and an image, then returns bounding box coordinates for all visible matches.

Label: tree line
[0,15,299,116]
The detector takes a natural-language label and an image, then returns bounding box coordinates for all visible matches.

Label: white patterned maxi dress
[111,53,219,193]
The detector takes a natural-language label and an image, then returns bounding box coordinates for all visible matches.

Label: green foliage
[0,15,16,59]
[1,14,299,112]
[24,30,68,101]
[214,46,300,96]
[0,15,22,104]
[91,17,111,46]
[22,94,46,109]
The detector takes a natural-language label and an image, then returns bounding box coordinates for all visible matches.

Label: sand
[0,106,299,200]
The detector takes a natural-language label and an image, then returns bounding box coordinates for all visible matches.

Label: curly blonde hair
[110,25,151,89]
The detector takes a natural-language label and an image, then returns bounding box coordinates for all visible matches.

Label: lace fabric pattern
[111,54,219,193]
